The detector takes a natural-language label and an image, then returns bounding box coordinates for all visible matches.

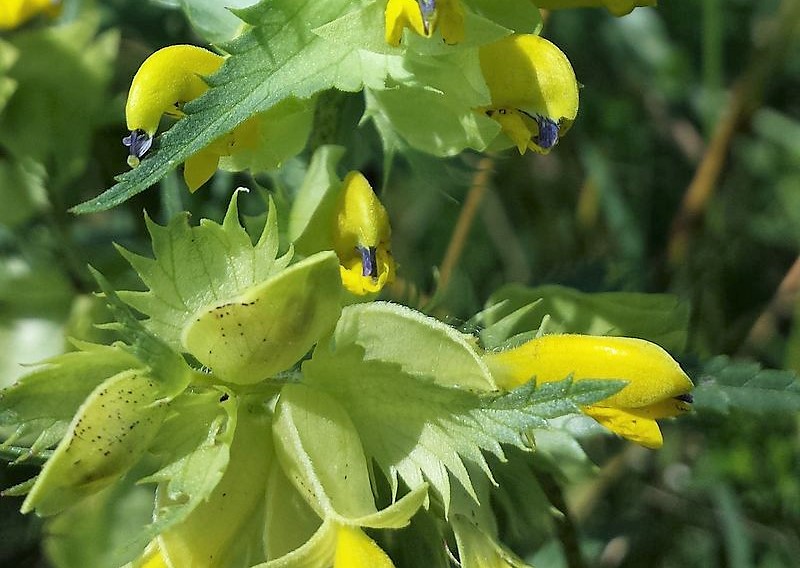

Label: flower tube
[484,334,693,448]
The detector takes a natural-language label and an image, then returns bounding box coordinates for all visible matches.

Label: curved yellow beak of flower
[333,171,396,296]
[479,35,579,155]
[534,0,656,17]
[123,44,258,191]
[484,334,694,449]
[0,0,61,30]
[384,0,465,46]
[334,524,397,568]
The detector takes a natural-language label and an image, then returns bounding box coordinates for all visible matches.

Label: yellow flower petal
[534,0,657,17]
[183,146,221,192]
[384,0,428,46]
[583,406,664,449]
[484,334,694,448]
[334,525,396,568]
[339,246,396,296]
[479,34,579,154]
[125,45,223,136]
[438,0,465,45]
[485,334,692,408]
[132,541,170,568]
[0,0,61,30]
[384,0,465,46]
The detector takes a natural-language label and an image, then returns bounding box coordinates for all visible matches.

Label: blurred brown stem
[740,255,800,355]
[436,156,495,295]
[668,0,800,265]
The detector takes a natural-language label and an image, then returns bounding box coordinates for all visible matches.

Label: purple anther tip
[122,129,153,159]
[674,393,694,404]
[417,0,436,33]
[358,246,379,279]
[534,116,560,150]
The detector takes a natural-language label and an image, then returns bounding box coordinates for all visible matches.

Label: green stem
[535,469,588,568]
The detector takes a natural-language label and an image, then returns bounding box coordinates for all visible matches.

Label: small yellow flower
[0,0,61,30]
[534,0,657,17]
[484,334,693,449]
[333,172,396,296]
[123,44,258,192]
[384,0,465,46]
[479,34,579,155]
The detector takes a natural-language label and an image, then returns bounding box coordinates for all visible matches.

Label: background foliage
[1,0,799,566]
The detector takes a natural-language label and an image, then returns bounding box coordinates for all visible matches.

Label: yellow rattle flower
[0,0,61,30]
[333,172,396,296]
[479,34,579,154]
[384,0,465,46]
[484,334,694,449]
[123,44,258,192]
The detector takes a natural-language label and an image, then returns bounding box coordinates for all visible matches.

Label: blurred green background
[1,0,799,566]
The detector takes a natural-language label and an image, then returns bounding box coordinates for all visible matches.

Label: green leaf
[263,454,323,561]
[158,394,275,568]
[692,356,800,415]
[288,145,346,256]
[92,269,192,397]
[0,158,48,228]
[0,343,143,462]
[481,284,690,352]
[21,368,168,516]
[219,97,315,175]
[175,0,259,44]
[332,302,496,391]
[43,466,155,568]
[182,251,343,383]
[303,339,622,510]
[71,0,372,213]
[468,0,543,34]
[0,16,117,188]
[0,38,18,114]
[116,389,239,561]
[363,48,498,157]
[118,193,290,350]
[273,383,391,520]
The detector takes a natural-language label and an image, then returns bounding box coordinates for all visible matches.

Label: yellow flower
[384,0,465,46]
[484,334,693,449]
[534,0,657,17]
[333,171,396,296]
[479,34,579,155]
[0,0,61,30]
[123,44,258,192]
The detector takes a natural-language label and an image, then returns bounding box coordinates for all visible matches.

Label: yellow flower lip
[479,34,579,154]
[484,334,694,448]
[384,0,464,46]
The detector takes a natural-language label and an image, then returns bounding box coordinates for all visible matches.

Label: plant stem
[668,0,800,265]
[436,155,495,296]
[535,469,588,568]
